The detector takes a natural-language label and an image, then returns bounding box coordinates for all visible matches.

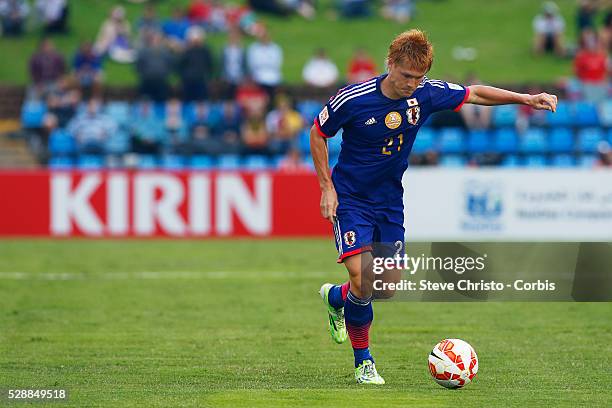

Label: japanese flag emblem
[343,231,356,247]
[406,105,420,125]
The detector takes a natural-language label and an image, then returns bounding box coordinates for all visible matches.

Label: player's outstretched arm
[310,125,338,224]
[467,85,558,112]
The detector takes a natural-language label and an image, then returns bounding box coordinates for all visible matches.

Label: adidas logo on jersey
[365,117,377,125]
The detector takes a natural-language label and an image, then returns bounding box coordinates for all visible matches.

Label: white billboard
[403,169,612,241]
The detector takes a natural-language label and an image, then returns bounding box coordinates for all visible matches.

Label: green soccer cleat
[355,360,385,385]
[319,283,348,344]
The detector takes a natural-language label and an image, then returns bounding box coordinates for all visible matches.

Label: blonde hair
[387,29,434,71]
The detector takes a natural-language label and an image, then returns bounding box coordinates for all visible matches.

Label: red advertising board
[0,171,330,237]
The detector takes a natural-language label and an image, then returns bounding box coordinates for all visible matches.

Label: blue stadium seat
[217,154,241,169]
[190,155,214,169]
[105,101,131,126]
[599,100,612,127]
[493,128,518,154]
[439,155,466,167]
[550,154,575,167]
[573,101,599,127]
[545,102,571,127]
[437,128,465,153]
[154,102,166,119]
[298,128,311,155]
[466,130,491,153]
[412,127,435,153]
[206,103,224,129]
[244,155,270,169]
[578,154,597,167]
[520,128,547,153]
[270,154,285,168]
[524,154,547,167]
[48,129,76,155]
[296,100,321,123]
[105,130,130,155]
[161,154,185,169]
[501,154,521,167]
[48,156,74,169]
[327,130,343,155]
[548,128,574,153]
[577,128,603,153]
[21,100,47,128]
[492,105,518,127]
[77,155,105,169]
[138,154,158,169]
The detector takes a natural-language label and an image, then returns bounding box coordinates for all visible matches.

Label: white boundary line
[0,270,333,280]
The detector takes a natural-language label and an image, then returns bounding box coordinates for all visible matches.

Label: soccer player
[311,29,557,384]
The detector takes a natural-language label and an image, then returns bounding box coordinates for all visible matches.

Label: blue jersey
[314,74,469,209]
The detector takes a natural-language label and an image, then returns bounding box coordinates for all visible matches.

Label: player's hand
[528,93,558,112]
[320,187,338,224]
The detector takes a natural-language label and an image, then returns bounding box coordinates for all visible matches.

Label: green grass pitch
[0,240,610,407]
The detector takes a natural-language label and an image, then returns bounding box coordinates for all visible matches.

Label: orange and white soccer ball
[428,339,478,389]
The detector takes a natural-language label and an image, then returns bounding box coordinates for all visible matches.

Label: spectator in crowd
[188,101,212,129]
[221,28,246,96]
[381,0,414,24]
[226,3,262,37]
[460,73,492,130]
[43,76,80,132]
[266,95,304,154]
[67,98,116,154]
[178,27,213,102]
[131,100,163,155]
[600,11,612,54]
[137,4,160,47]
[248,0,315,19]
[596,141,612,167]
[164,98,189,153]
[347,47,377,84]
[188,0,211,25]
[212,101,242,145]
[208,0,229,32]
[135,31,174,102]
[247,0,290,16]
[576,0,597,35]
[338,0,371,19]
[409,150,439,166]
[236,76,269,118]
[29,38,66,98]
[532,1,565,56]
[278,147,311,172]
[247,26,283,97]
[162,7,190,49]
[72,41,103,99]
[94,5,135,63]
[574,29,609,103]
[35,0,68,34]
[190,123,227,155]
[190,104,242,156]
[0,0,29,36]
[242,112,271,155]
[302,48,339,88]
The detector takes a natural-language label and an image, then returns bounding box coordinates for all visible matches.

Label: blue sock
[353,347,373,367]
[327,284,345,309]
[345,291,374,367]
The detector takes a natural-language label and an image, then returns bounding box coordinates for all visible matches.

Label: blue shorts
[333,205,405,263]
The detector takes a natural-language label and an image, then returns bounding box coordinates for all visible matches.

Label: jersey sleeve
[427,81,470,113]
[313,95,351,138]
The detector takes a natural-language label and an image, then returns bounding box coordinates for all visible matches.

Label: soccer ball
[428,338,478,389]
